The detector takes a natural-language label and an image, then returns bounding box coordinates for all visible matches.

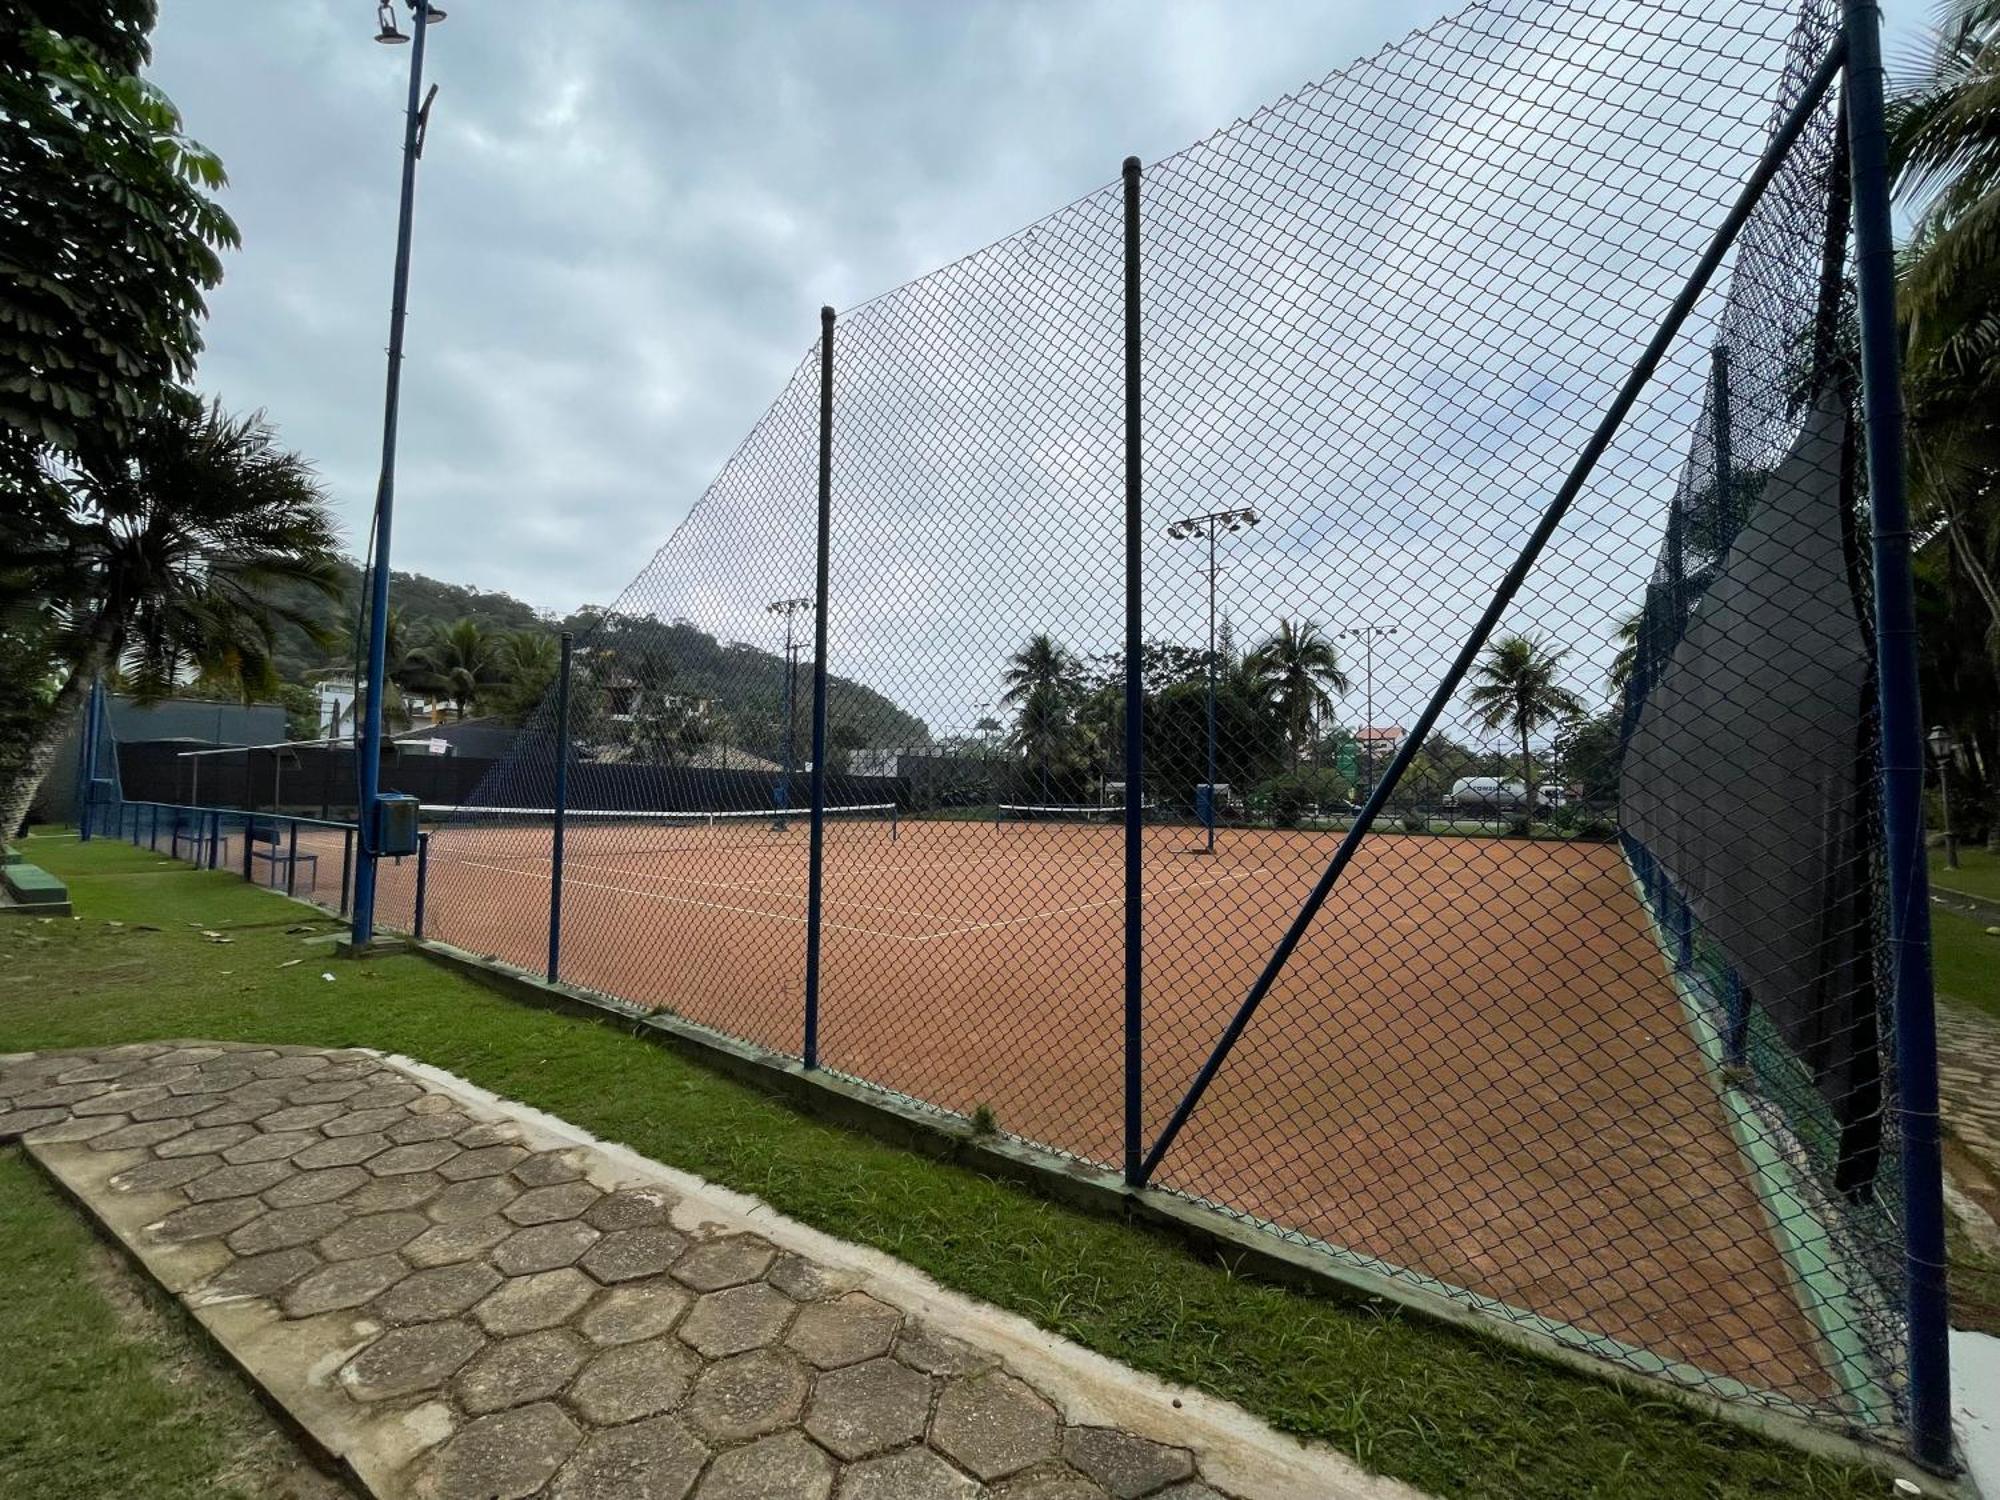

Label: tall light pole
[350,0,445,949]
[1338,625,1398,800]
[769,597,812,823]
[1928,725,1958,870]
[1166,506,1258,852]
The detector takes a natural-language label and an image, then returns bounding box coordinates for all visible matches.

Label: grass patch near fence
[0,831,1905,1500]
[1931,843,2000,906]
[0,1146,351,1500]
[1933,904,2000,1024]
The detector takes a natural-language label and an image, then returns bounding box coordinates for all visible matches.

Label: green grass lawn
[1931,843,2000,906]
[0,1146,350,1499]
[1933,904,2000,1024]
[0,831,1905,1500]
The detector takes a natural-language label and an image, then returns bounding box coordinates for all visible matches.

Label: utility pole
[1165,506,1258,851]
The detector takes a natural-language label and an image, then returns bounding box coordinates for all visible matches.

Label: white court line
[460,857,1286,946]
[461,860,929,943]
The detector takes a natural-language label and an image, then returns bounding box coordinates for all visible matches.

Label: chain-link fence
[85,0,1941,1459]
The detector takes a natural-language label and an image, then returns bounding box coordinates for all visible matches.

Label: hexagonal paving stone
[804,1356,930,1460]
[108,1155,217,1193]
[455,1120,519,1148]
[931,1373,1060,1481]
[200,1246,322,1301]
[0,1106,68,1137]
[550,1414,707,1500]
[318,1209,428,1261]
[283,1078,373,1106]
[280,1253,407,1318]
[363,1139,458,1176]
[683,1349,809,1443]
[372,1259,503,1324]
[182,1159,295,1203]
[91,1118,195,1153]
[505,1180,602,1226]
[405,1215,516,1268]
[677,1283,794,1359]
[255,1103,346,1133]
[837,1448,980,1500]
[78,1088,168,1119]
[456,1328,590,1415]
[220,1130,321,1165]
[292,1132,391,1170]
[341,1319,486,1402]
[320,1105,410,1138]
[579,1225,684,1285]
[578,1279,692,1346]
[227,1201,348,1256]
[766,1253,852,1303]
[262,1165,370,1208]
[346,1081,424,1113]
[672,1234,776,1292]
[152,1197,264,1244]
[511,1149,584,1188]
[495,1220,600,1276]
[582,1186,674,1232]
[386,1111,466,1144]
[440,1144,526,1181]
[249,1055,331,1079]
[341,1171,443,1214]
[692,1431,833,1500]
[24,1115,124,1145]
[894,1324,998,1378]
[566,1337,700,1425]
[154,1123,257,1158]
[192,1097,285,1128]
[128,1093,222,1122]
[427,1175,522,1224]
[786,1291,902,1369]
[980,1465,1107,1500]
[424,1400,581,1500]
[1060,1428,1194,1500]
[474,1268,596,1336]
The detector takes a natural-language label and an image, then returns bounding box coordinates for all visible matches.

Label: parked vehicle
[1444,776,1535,813]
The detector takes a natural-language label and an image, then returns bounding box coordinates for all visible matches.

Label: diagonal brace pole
[1137,35,1847,1187]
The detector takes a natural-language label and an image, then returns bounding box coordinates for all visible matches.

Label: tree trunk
[0,636,112,840]
[1519,720,1536,822]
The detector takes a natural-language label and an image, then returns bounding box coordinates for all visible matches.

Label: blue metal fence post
[802,306,836,1070]
[1842,0,1952,1469]
[77,677,100,840]
[414,831,430,941]
[1135,42,1847,1188]
[286,820,300,897]
[351,0,434,949]
[1122,155,1146,1187]
[340,828,354,916]
[548,631,574,984]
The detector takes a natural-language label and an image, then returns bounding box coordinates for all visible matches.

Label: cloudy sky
[148,1,1935,741]
[149,0,1519,616]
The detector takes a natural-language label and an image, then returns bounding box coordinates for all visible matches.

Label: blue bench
[247,825,318,892]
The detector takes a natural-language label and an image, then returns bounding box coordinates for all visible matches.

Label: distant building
[1356,726,1405,756]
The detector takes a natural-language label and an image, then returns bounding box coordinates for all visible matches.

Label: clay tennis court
[359,813,1836,1406]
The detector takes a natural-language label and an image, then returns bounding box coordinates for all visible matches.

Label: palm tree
[0,402,338,834]
[1466,634,1584,811]
[1889,0,2000,651]
[1009,681,1076,802]
[487,630,559,725]
[1607,610,1642,697]
[404,618,501,720]
[1000,633,1077,708]
[1248,619,1349,768]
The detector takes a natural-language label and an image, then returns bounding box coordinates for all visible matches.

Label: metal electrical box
[374,793,420,857]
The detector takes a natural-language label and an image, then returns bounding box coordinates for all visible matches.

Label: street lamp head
[374,2,409,42]
[1927,724,1952,759]
[418,3,447,20]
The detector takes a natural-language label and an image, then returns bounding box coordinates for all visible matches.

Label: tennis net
[995,802,1156,828]
[426,802,898,856]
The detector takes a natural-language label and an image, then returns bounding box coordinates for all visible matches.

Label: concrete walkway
[0,1041,1418,1500]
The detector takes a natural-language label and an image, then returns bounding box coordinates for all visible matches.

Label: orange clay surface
[290,814,1834,1404]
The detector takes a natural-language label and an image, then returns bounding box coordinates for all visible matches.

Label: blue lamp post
[350,0,445,949]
